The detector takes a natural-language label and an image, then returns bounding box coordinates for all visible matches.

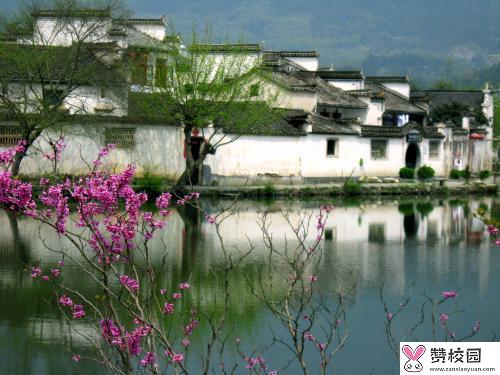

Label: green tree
[137,31,278,189]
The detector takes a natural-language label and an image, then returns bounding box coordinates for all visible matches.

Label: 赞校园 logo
[402,345,426,372]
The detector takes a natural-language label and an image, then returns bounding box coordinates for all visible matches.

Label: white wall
[205,132,448,182]
[33,16,111,46]
[133,24,166,41]
[283,57,319,71]
[381,82,410,98]
[356,96,384,125]
[204,135,302,182]
[1,124,185,178]
[327,80,364,91]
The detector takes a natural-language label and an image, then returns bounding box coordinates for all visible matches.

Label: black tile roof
[191,44,262,53]
[273,51,319,58]
[416,90,485,112]
[262,70,368,108]
[360,122,444,139]
[316,79,368,109]
[128,93,307,136]
[0,44,125,85]
[309,113,359,135]
[365,82,426,114]
[317,70,364,80]
[365,76,409,83]
[124,18,165,26]
[33,9,111,18]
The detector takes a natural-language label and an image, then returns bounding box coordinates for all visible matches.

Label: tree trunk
[11,152,25,177]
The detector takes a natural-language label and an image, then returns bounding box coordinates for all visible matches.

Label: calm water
[0,196,499,374]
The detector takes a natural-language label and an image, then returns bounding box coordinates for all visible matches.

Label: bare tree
[0,0,127,175]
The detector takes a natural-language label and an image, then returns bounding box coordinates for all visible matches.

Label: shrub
[417,165,435,180]
[263,182,276,197]
[416,201,434,216]
[462,166,471,180]
[134,170,164,194]
[343,179,362,195]
[449,169,462,179]
[479,170,491,180]
[399,167,415,179]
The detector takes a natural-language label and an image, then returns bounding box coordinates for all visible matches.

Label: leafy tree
[136,31,278,189]
[429,101,488,126]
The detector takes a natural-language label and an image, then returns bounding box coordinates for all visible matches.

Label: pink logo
[402,345,426,372]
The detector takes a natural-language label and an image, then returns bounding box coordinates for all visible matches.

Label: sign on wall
[406,133,422,143]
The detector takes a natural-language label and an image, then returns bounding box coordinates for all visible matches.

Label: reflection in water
[0,196,498,374]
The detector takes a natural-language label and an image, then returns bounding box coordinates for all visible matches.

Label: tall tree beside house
[133,32,278,189]
[0,1,127,176]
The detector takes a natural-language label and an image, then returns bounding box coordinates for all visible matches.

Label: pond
[0,195,498,374]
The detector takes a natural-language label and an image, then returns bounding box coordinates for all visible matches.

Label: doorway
[405,143,421,169]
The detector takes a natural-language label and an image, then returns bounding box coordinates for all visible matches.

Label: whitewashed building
[0,9,495,184]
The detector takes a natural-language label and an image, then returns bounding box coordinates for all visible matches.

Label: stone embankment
[191,180,498,198]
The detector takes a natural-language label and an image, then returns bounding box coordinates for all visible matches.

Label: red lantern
[469,133,485,140]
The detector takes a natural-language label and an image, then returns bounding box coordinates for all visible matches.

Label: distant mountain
[1,0,499,88]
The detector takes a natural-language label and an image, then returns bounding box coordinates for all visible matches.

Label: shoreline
[186,181,498,198]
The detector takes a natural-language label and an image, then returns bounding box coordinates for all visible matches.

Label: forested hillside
[1,0,498,87]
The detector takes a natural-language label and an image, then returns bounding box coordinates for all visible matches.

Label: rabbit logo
[402,345,426,372]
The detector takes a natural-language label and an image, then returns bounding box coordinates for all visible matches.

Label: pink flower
[172,293,182,299]
[439,313,448,326]
[119,275,139,292]
[41,275,49,281]
[269,371,278,375]
[473,321,481,333]
[304,332,315,341]
[57,260,64,267]
[72,304,85,319]
[59,295,73,306]
[50,268,60,277]
[160,289,167,295]
[205,214,216,224]
[31,267,42,278]
[442,290,457,299]
[167,352,184,364]
[181,337,190,347]
[317,343,327,351]
[163,303,174,315]
[179,283,190,289]
[72,354,81,362]
[386,312,394,321]
[308,275,318,283]
[140,351,156,367]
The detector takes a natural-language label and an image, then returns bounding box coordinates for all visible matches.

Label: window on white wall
[429,140,440,159]
[326,138,338,156]
[371,139,387,159]
[104,127,136,148]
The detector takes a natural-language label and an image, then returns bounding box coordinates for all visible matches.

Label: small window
[104,127,135,149]
[100,88,108,99]
[326,139,338,156]
[371,139,387,159]
[429,140,440,159]
[324,229,333,241]
[0,126,23,147]
[249,84,260,97]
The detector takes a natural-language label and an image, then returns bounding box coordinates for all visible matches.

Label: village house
[0,9,495,185]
